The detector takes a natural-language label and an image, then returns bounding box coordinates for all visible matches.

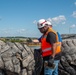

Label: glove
[48,56,54,67]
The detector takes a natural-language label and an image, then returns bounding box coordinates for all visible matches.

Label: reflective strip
[42,44,61,53]
[42,47,52,52]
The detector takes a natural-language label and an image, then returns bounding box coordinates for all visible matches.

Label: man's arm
[46,32,57,58]
[52,43,57,58]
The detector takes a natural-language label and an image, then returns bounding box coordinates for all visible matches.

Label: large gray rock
[0,40,43,75]
[0,34,76,75]
[59,37,76,75]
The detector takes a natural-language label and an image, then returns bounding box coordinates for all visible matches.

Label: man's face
[38,25,48,33]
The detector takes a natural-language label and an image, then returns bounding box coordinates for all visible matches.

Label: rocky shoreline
[0,34,76,75]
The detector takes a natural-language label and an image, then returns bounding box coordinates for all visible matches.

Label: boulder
[59,34,76,75]
[0,40,43,75]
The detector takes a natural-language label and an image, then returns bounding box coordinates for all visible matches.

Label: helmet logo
[41,20,46,25]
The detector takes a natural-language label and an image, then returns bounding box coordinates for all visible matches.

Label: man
[37,19,61,75]
[38,21,62,44]
[45,21,62,48]
[46,21,62,44]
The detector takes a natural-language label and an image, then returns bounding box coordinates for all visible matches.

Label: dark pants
[40,65,44,75]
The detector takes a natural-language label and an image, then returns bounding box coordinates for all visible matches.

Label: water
[29,46,40,49]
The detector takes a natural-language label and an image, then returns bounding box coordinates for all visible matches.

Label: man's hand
[48,56,54,67]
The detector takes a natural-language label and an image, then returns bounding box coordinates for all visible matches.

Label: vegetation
[0,37,40,46]
[1,37,30,41]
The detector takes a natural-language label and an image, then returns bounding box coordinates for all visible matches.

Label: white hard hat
[37,19,52,28]
[46,21,52,25]
[37,19,47,28]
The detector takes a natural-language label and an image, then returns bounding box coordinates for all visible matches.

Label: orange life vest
[41,28,61,57]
